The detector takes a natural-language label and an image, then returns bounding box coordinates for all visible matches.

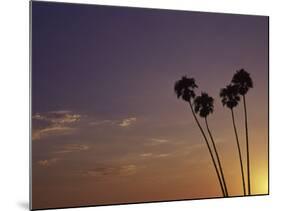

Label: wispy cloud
[53,144,90,154]
[118,117,137,127]
[155,153,170,158]
[32,110,81,141]
[183,139,226,155]
[82,164,137,177]
[140,152,171,159]
[36,144,90,167]
[89,117,137,128]
[181,143,208,157]
[33,110,80,124]
[32,126,75,140]
[89,120,116,126]
[150,138,169,144]
[140,153,153,157]
[37,158,59,167]
[145,138,170,146]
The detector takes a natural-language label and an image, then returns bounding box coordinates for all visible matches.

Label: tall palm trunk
[188,101,225,197]
[205,117,228,197]
[231,108,246,195]
[242,95,250,195]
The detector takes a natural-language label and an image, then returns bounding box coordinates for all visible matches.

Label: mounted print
[30,1,269,210]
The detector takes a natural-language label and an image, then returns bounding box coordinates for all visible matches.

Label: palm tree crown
[231,69,253,95]
[220,84,240,109]
[174,76,198,102]
[232,68,253,195]
[220,83,246,195]
[174,76,226,196]
[194,92,214,118]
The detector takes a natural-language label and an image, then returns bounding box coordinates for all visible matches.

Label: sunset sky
[32,1,268,209]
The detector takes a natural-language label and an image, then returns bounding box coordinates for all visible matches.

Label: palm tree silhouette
[220,84,246,195]
[174,76,226,197]
[231,69,253,195]
[194,92,228,196]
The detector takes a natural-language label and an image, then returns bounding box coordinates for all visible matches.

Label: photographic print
[31,1,269,210]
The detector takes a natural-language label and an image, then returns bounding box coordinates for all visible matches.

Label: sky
[32,1,268,209]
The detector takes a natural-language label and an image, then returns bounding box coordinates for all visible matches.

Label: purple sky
[32,1,268,209]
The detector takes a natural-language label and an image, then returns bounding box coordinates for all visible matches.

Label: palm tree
[174,76,226,197]
[231,69,253,195]
[220,84,246,195]
[194,92,228,196]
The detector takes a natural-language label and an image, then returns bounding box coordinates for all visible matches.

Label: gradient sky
[32,1,268,209]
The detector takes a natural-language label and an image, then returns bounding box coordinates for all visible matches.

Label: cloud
[89,117,137,128]
[145,138,170,146]
[118,117,137,127]
[140,152,171,159]
[82,164,137,177]
[37,158,59,167]
[182,143,207,156]
[53,144,90,154]
[118,164,136,176]
[32,111,81,141]
[150,138,169,144]
[155,153,170,158]
[36,144,89,167]
[140,153,153,157]
[183,139,226,156]
[33,110,80,124]
[89,120,116,126]
[32,126,75,140]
